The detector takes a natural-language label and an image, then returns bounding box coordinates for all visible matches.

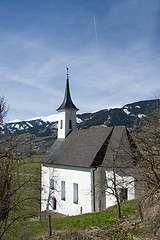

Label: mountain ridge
[3,99,159,136]
[2,99,159,155]
[77,99,159,129]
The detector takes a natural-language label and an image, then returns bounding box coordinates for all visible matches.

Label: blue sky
[0,0,160,121]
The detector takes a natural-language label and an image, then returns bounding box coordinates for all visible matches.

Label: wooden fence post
[48,214,52,237]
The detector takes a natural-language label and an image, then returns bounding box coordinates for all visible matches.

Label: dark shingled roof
[102,126,135,168]
[41,126,135,168]
[56,75,79,111]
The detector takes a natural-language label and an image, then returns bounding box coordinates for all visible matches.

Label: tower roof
[56,69,79,112]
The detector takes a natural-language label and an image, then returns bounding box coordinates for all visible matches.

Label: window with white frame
[61,181,66,201]
[73,183,78,204]
[50,179,54,190]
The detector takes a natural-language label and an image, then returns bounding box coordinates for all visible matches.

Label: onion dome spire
[57,68,79,111]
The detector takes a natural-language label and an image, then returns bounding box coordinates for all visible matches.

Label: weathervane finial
[66,67,69,79]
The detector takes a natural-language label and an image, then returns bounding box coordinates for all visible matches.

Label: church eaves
[56,69,79,112]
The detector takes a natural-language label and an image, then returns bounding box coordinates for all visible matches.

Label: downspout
[91,167,97,212]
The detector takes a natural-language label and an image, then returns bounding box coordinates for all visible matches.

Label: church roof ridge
[56,68,79,111]
[41,126,135,168]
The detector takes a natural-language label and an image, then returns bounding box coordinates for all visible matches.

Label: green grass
[25,199,138,239]
[18,155,42,175]
[31,136,55,143]
[17,133,56,154]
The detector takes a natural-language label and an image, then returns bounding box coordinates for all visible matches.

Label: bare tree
[105,158,135,218]
[132,104,160,192]
[0,98,40,239]
[103,104,160,219]
[94,130,135,219]
[0,98,7,126]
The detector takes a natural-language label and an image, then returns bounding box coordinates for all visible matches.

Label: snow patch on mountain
[7,119,21,123]
[26,114,59,123]
[14,124,20,129]
[92,106,122,113]
[76,117,83,123]
[107,106,123,110]
[27,122,33,128]
[123,109,131,115]
[138,114,146,118]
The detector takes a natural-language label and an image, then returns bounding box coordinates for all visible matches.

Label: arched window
[52,197,57,210]
[60,120,63,129]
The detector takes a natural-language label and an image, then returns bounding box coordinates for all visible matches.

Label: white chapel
[41,70,139,216]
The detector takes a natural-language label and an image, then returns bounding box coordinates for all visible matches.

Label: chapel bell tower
[56,68,79,139]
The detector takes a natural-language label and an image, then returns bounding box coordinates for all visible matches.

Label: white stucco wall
[41,165,136,216]
[41,164,92,216]
[57,110,77,139]
[105,169,135,208]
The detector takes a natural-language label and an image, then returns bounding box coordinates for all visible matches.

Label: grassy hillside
[14,200,140,240]
[16,134,56,155]
[2,155,160,240]
[12,196,160,240]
